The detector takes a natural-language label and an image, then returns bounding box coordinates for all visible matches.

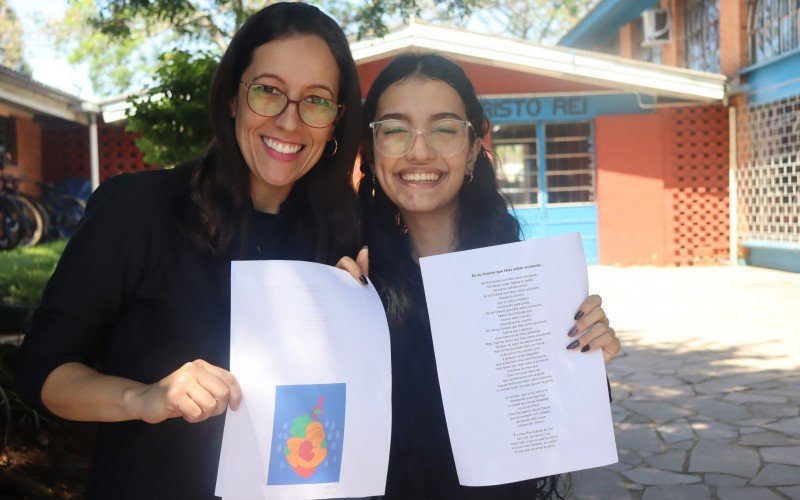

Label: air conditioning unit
[641,8,670,47]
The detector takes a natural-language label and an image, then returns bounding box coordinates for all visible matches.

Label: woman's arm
[41,360,241,423]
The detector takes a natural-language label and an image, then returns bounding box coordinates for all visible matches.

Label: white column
[89,113,100,191]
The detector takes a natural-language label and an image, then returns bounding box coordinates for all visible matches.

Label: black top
[381,265,553,499]
[16,164,308,500]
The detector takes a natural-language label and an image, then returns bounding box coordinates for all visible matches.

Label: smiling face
[372,77,479,221]
[232,35,340,213]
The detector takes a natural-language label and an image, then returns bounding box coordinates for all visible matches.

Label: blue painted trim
[559,0,660,49]
[481,94,654,124]
[513,205,599,263]
[742,240,800,251]
[744,246,800,273]
[737,50,800,105]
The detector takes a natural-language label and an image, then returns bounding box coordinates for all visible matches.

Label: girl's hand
[565,294,621,364]
[128,359,242,424]
[335,246,370,286]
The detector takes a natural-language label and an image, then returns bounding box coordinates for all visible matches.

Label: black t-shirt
[16,163,307,499]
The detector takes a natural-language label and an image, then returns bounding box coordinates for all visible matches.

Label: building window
[544,122,594,204]
[493,124,539,205]
[685,0,721,72]
[632,18,664,64]
[0,116,17,167]
[748,0,800,64]
[492,122,594,206]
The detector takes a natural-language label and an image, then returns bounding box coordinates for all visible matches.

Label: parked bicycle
[0,170,87,251]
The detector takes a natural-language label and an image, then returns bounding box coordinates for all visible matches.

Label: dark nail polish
[581,345,590,353]
[567,325,579,337]
[566,340,580,350]
[574,309,585,321]
[359,274,369,286]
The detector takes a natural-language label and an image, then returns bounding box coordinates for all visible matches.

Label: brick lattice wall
[662,106,730,265]
[42,123,154,184]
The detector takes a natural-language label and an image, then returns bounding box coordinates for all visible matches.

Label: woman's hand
[128,359,242,424]
[565,294,621,364]
[335,246,370,285]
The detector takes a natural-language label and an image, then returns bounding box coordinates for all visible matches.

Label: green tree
[0,0,31,75]
[52,0,596,167]
[125,51,217,166]
[467,0,598,43]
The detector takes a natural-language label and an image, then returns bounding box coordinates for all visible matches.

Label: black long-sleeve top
[16,163,307,499]
[380,265,557,499]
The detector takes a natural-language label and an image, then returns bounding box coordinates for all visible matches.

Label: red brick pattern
[662,106,730,265]
[41,124,154,184]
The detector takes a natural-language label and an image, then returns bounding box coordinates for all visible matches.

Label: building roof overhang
[559,0,660,49]
[0,66,90,124]
[351,23,726,103]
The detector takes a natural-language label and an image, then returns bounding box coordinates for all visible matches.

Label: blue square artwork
[266,383,346,485]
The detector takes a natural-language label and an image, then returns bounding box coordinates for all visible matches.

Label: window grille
[493,124,539,205]
[685,0,721,72]
[736,95,800,243]
[632,18,664,64]
[748,0,800,64]
[544,122,594,204]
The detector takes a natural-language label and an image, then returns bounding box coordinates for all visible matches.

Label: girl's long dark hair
[187,2,361,263]
[358,53,567,499]
[358,53,520,319]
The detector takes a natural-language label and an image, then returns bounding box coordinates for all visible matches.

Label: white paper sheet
[215,261,392,499]
[419,233,617,486]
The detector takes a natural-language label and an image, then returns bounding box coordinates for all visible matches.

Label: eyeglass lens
[372,119,470,158]
[246,84,340,128]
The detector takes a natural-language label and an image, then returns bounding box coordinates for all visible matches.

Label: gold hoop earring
[326,137,338,158]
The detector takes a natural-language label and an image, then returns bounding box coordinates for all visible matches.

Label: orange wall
[596,106,729,266]
[5,116,43,197]
[596,114,667,265]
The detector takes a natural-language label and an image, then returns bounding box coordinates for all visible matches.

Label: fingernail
[566,340,580,350]
[574,309,584,321]
[362,245,368,251]
[581,345,590,353]
[567,325,579,337]
[359,274,369,286]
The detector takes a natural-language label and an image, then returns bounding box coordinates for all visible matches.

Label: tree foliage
[125,51,217,166]
[0,0,31,75]
[52,0,597,167]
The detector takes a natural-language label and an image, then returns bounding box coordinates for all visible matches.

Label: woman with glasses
[351,54,621,498]
[17,3,364,498]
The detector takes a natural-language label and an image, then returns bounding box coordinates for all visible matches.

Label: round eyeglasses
[370,119,474,158]
[241,82,343,128]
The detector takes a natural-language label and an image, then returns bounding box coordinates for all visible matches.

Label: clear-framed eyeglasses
[369,119,474,158]
[241,82,344,128]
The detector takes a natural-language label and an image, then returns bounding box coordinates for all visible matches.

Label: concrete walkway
[571,265,800,499]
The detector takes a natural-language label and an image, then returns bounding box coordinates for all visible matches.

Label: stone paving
[570,265,800,500]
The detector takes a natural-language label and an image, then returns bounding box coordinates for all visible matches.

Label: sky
[9,0,99,101]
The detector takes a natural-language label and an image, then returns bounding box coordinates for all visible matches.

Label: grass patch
[0,240,67,306]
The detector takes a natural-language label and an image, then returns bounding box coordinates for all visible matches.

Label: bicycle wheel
[0,195,21,250]
[52,196,86,239]
[11,195,44,247]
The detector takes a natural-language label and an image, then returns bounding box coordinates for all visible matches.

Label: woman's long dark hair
[187,2,361,263]
[358,53,566,499]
